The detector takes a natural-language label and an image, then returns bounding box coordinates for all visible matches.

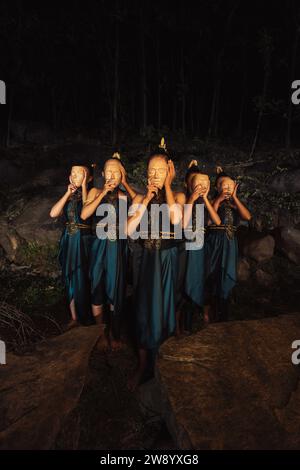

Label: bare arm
[203,196,221,225]
[120,166,137,200]
[81,183,113,220]
[127,184,158,237]
[50,186,73,218]
[232,184,251,221]
[81,169,88,203]
[164,160,184,225]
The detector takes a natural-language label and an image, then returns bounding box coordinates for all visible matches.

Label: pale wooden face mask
[217,176,235,196]
[148,156,168,189]
[103,160,122,188]
[190,173,209,193]
[70,166,90,188]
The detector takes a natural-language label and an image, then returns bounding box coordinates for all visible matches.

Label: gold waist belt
[65,222,91,235]
[208,224,237,240]
[208,224,237,231]
[66,222,90,229]
[138,230,180,239]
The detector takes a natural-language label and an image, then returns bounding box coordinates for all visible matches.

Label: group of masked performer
[50,139,251,390]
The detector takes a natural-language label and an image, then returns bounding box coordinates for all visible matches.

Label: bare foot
[203,312,210,326]
[109,337,124,351]
[65,319,79,331]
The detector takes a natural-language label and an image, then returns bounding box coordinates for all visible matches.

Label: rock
[11,194,63,245]
[270,168,300,193]
[255,268,274,287]
[156,313,300,450]
[0,325,100,450]
[138,378,164,420]
[243,234,275,263]
[237,258,251,282]
[20,168,67,190]
[279,227,300,265]
[0,219,25,261]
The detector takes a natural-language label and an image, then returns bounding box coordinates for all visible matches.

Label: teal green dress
[89,189,128,336]
[133,189,179,350]
[205,201,239,301]
[184,198,207,307]
[58,190,93,324]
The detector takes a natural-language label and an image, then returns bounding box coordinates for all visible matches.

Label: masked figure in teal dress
[127,139,185,390]
[181,160,221,332]
[204,166,252,322]
[50,165,93,328]
[81,153,136,350]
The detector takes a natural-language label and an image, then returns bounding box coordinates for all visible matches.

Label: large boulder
[270,168,300,193]
[11,192,64,245]
[278,227,300,265]
[255,268,275,287]
[156,313,300,450]
[237,257,251,282]
[0,219,24,261]
[0,325,100,450]
[243,234,275,263]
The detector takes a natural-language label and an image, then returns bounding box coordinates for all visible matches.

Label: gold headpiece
[188,159,198,169]
[216,166,224,174]
[112,152,121,160]
[158,137,167,151]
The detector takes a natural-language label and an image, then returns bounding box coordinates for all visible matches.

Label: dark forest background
[1,0,300,151]
[1,2,300,450]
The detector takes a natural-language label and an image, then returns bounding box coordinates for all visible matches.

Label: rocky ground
[0,137,300,449]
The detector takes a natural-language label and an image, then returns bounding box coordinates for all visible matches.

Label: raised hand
[232,182,239,199]
[81,168,88,187]
[202,180,211,199]
[190,184,203,202]
[120,165,127,185]
[103,180,115,195]
[165,159,175,186]
[146,179,159,201]
[67,175,77,194]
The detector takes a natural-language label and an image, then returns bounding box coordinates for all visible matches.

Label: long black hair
[103,152,126,171]
[185,159,202,184]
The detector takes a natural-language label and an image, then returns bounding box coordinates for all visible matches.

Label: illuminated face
[70,166,89,188]
[189,173,209,194]
[147,156,168,189]
[217,176,235,197]
[103,159,122,189]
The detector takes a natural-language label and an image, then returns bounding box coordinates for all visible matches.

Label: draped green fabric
[132,188,179,350]
[185,246,205,307]
[205,203,239,300]
[89,189,128,332]
[58,191,93,324]
[134,245,178,350]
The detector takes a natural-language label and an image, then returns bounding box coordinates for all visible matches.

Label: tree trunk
[156,32,161,131]
[180,46,186,136]
[140,6,147,134]
[250,37,272,158]
[6,86,14,148]
[286,25,300,149]
[237,47,247,138]
[208,1,239,139]
[112,18,119,146]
